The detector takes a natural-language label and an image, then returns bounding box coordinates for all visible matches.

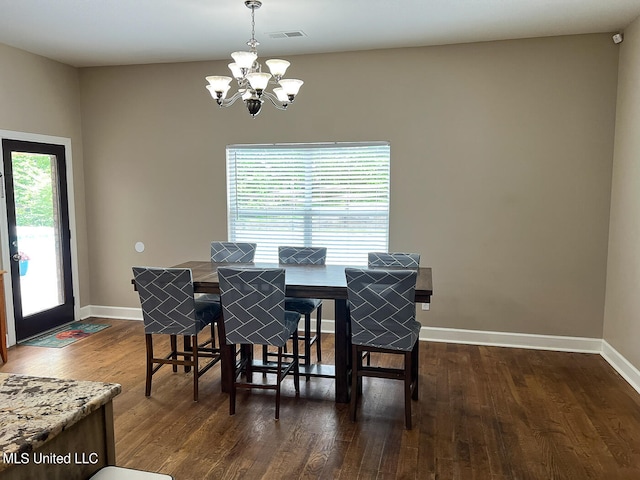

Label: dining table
[171,260,433,404]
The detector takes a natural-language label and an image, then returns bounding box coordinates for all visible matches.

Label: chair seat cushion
[284,310,302,337]
[194,296,222,330]
[285,297,322,314]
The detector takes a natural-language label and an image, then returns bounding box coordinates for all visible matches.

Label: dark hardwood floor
[2,318,640,479]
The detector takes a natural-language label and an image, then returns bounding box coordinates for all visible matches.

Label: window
[227,142,390,265]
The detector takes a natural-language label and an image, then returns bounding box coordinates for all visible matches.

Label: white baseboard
[81,305,142,321]
[601,340,640,395]
[79,305,92,320]
[319,320,601,352]
[418,326,602,353]
[82,305,639,395]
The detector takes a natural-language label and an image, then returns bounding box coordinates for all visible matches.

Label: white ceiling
[0,0,639,68]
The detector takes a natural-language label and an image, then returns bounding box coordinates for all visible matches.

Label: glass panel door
[2,139,74,340]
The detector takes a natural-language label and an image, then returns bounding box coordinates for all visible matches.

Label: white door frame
[0,130,80,347]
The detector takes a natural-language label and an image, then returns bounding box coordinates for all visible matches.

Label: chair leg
[315,304,322,362]
[357,346,364,395]
[229,344,237,415]
[275,347,283,420]
[210,321,217,349]
[404,351,412,430]
[145,334,154,396]
[292,330,300,396]
[304,313,311,381]
[412,340,419,401]
[243,344,254,382]
[183,336,192,373]
[191,334,200,402]
[350,345,359,422]
[170,335,178,373]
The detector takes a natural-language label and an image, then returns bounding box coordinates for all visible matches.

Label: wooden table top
[174,261,433,303]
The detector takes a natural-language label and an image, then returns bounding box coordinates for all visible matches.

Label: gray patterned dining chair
[345,267,420,429]
[132,267,222,402]
[271,246,327,378]
[218,267,301,420]
[362,252,421,366]
[201,241,259,348]
[210,241,257,263]
[368,252,421,268]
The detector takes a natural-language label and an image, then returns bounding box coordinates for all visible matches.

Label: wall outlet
[421,303,430,311]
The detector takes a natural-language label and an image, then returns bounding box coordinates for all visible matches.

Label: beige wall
[80,34,617,339]
[0,43,90,306]
[604,15,640,367]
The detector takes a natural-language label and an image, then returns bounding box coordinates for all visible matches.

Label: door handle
[12,253,21,262]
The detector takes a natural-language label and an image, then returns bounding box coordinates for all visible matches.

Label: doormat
[20,322,111,348]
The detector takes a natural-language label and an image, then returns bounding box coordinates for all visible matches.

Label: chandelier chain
[251,6,255,42]
[247,0,260,50]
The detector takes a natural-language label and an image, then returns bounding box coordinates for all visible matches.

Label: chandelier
[205,0,303,117]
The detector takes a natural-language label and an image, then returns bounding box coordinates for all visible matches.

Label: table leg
[334,298,350,403]
[183,336,191,373]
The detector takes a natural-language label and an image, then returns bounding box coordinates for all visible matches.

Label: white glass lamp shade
[246,72,272,91]
[206,84,230,100]
[279,78,304,96]
[241,89,254,100]
[231,51,257,69]
[273,87,289,103]
[205,76,232,99]
[206,75,232,90]
[228,63,243,79]
[265,59,290,78]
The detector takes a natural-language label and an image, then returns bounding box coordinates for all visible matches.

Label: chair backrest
[210,242,257,263]
[132,267,198,335]
[278,246,327,265]
[345,268,418,351]
[368,252,420,268]
[218,267,290,347]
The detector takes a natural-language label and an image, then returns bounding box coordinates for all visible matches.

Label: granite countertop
[0,373,121,470]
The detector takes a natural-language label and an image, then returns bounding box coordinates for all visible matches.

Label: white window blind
[227,142,390,265]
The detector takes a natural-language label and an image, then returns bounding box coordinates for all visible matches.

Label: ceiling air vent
[267,30,307,39]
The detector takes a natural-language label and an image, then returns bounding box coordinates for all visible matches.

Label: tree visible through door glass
[12,152,64,316]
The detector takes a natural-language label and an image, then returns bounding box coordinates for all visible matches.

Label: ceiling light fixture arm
[213,90,244,108]
[262,91,288,110]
